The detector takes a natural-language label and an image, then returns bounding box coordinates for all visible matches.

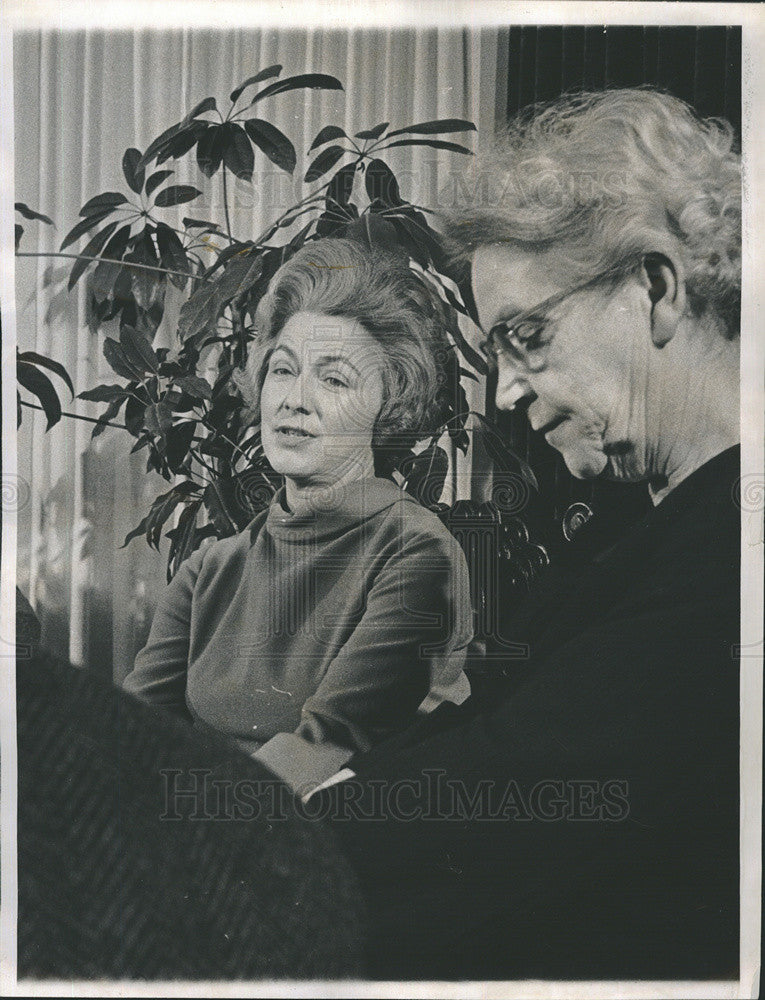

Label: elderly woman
[123,238,471,792]
[316,90,742,979]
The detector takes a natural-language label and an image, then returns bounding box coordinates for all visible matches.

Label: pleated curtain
[14,26,501,680]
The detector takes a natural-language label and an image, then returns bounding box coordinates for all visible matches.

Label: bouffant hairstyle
[441,88,740,337]
[234,238,452,448]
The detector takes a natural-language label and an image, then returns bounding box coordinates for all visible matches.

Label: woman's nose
[495,363,535,412]
[281,372,313,413]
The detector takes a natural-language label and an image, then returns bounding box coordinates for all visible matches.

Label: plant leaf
[183,217,221,230]
[89,231,133,301]
[89,273,119,312]
[156,222,191,289]
[400,444,449,507]
[145,169,174,198]
[243,118,296,174]
[78,383,129,403]
[130,435,151,453]
[308,124,347,152]
[91,395,128,438]
[121,512,151,548]
[60,207,116,251]
[80,192,128,217]
[379,138,473,155]
[230,64,282,104]
[326,162,357,206]
[365,158,401,206]
[158,122,211,165]
[165,421,197,476]
[355,121,389,140]
[181,96,217,125]
[139,123,183,168]
[144,399,173,441]
[101,223,134,261]
[203,480,239,536]
[196,125,225,178]
[17,351,74,397]
[67,220,119,291]
[15,202,54,225]
[127,480,200,550]
[17,362,62,430]
[124,227,162,311]
[174,375,212,400]
[177,281,222,340]
[103,337,143,380]
[120,325,159,374]
[345,213,399,252]
[251,72,343,104]
[153,184,203,208]
[124,394,146,437]
[122,149,145,194]
[386,118,477,138]
[216,252,264,303]
[222,123,255,181]
[304,145,345,183]
[166,497,202,580]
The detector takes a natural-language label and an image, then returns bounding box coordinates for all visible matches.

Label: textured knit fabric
[322,446,741,980]
[17,651,366,980]
[123,476,472,790]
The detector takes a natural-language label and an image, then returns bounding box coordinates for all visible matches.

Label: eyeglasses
[480,255,644,372]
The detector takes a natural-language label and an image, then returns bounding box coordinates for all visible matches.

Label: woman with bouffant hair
[124,238,472,793]
[235,236,454,472]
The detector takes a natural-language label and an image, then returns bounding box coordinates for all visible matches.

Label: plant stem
[15,251,207,284]
[188,446,218,478]
[20,399,128,430]
[202,421,252,465]
[222,167,233,239]
[250,183,334,246]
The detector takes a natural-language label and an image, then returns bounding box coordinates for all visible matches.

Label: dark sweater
[124,476,472,790]
[322,446,741,980]
[17,651,366,979]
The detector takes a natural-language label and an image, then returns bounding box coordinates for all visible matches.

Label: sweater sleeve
[122,549,205,716]
[254,524,472,791]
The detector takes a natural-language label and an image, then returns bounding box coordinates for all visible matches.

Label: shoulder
[179,508,270,581]
[378,491,466,567]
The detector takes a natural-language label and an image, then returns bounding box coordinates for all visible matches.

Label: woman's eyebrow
[270,343,298,362]
[313,354,361,376]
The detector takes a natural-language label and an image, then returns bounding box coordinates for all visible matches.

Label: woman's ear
[640,252,687,348]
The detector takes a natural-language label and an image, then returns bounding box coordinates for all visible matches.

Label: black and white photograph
[1,1,762,995]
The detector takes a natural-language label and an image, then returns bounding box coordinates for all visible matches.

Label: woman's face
[260,311,386,488]
[472,243,656,482]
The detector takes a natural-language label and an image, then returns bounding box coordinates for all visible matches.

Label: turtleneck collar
[257,475,411,543]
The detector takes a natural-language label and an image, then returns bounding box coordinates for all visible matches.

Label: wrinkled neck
[647,326,740,504]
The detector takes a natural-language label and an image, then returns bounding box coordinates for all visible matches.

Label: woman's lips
[272,426,316,444]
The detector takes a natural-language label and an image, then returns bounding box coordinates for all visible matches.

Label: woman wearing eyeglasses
[318,89,743,980]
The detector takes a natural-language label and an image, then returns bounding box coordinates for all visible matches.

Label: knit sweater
[123,476,472,790]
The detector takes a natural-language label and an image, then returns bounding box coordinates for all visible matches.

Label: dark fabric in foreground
[17,652,366,980]
[322,446,741,980]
